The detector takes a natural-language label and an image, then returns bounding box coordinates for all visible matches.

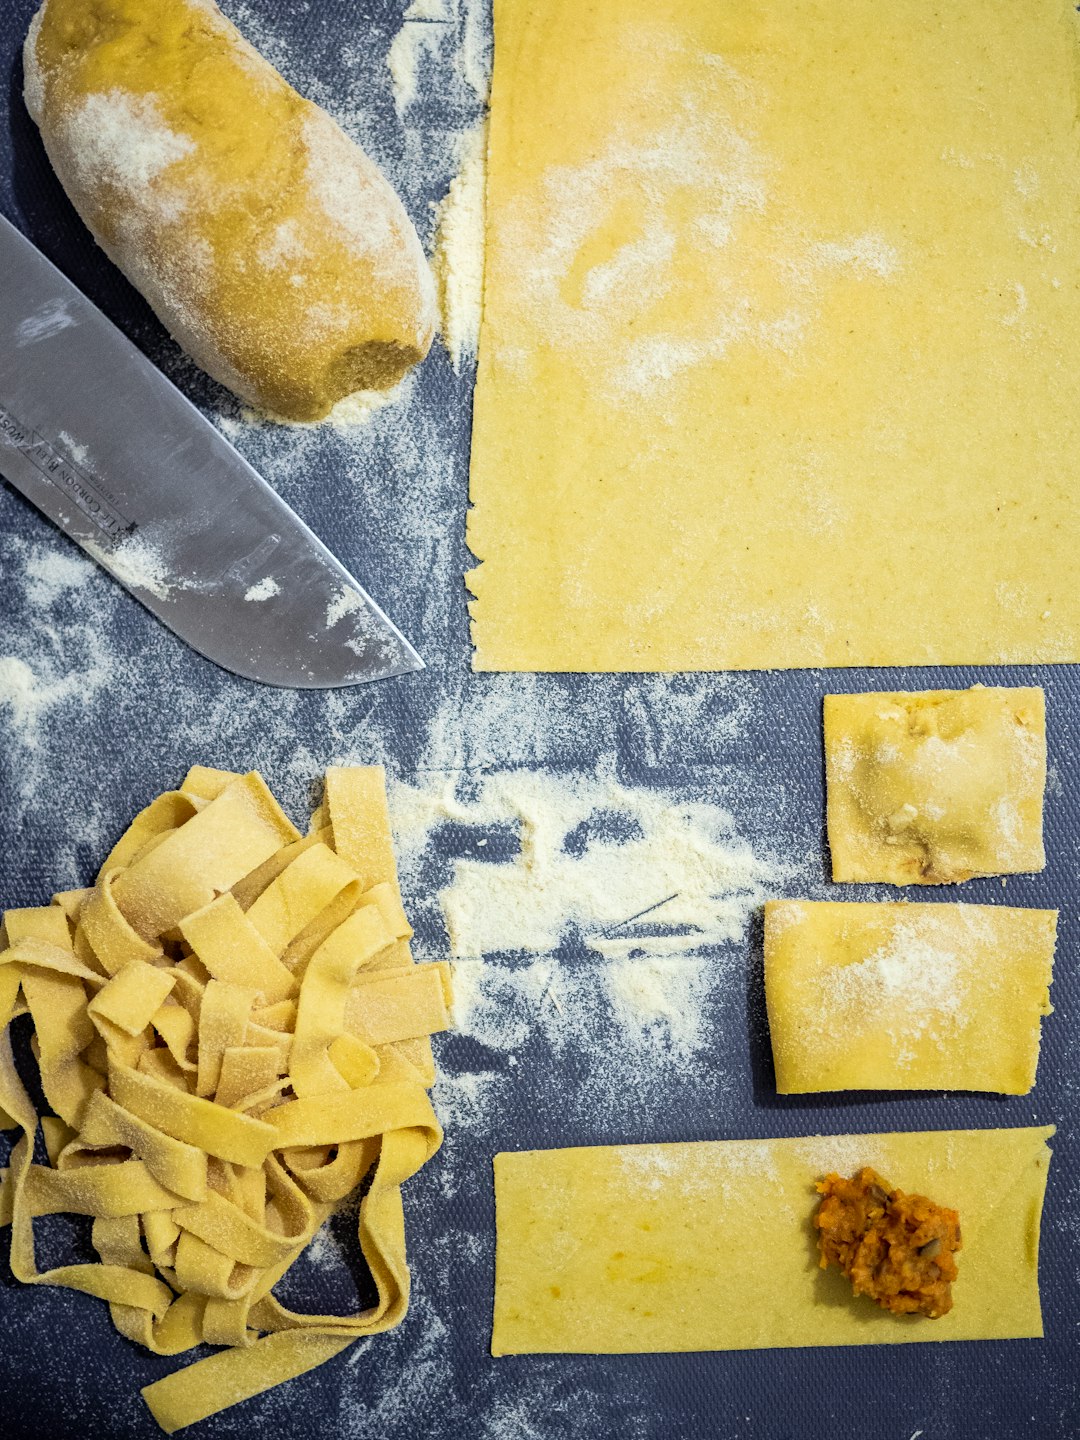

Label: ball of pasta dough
[24,0,437,422]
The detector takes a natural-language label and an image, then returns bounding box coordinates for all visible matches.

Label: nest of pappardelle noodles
[0,764,451,1434]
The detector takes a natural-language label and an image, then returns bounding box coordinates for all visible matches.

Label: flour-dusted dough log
[24,0,437,421]
[492,1129,1054,1354]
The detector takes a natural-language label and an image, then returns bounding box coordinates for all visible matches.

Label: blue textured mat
[0,4,1077,1438]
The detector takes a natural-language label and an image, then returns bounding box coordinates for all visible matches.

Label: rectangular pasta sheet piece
[469,0,1080,670]
[492,1129,1053,1354]
[763,901,1056,1095]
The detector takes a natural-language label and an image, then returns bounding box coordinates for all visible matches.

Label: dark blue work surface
[0,4,1077,1438]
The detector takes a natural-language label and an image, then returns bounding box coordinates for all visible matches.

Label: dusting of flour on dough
[232,377,411,430]
[489,23,901,407]
[66,90,195,195]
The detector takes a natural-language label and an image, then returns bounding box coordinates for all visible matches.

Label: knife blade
[0,214,423,688]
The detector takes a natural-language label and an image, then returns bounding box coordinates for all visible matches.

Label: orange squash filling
[815,1167,961,1318]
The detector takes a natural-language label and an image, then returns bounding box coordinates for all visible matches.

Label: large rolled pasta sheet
[24,0,437,421]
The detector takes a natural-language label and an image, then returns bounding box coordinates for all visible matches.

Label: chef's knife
[0,214,423,688]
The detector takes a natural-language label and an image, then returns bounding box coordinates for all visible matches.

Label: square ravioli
[764,900,1056,1095]
[825,687,1046,885]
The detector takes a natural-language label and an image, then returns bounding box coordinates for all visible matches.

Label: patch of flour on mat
[20,546,96,608]
[0,536,139,872]
[388,0,490,115]
[393,770,779,959]
[1,541,113,741]
[388,0,448,115]
[432,121,487,370]
[388,768,789,1125]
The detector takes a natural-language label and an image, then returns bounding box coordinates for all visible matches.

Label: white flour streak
[388,0,448,116]
[20,546,96,607]
[84,533,180,600]
[388,0,491,116]
[432,122,487,371]
[243,577,281,602]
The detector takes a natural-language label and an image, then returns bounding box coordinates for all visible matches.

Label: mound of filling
[815,1167,961,1318]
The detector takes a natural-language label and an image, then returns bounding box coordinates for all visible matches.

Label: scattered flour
[0,656,49,732]
[56,432,93,468]
[816,916,971,1070]
[825,927,964,1017]
[431,1069,503,1135]
[0,540,115,749]
[431,122,488,370]
[615,1138,784,1196]
[384,768,789,1129]
[388,0,490,116]
[790,1133,893,1177]
[606,956,712,1057]
[243,576,280,602]
[86,533,178,600]
[20,546,95,608]
[0,535,124,890]
[326,586,366,627]
[392,769,780,960]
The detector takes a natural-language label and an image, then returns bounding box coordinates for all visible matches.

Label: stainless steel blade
[0,215,423,688]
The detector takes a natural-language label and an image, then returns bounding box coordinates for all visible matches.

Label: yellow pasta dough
[492,1128,1053,1354]
[825,688,1047,885]
[763,901,1056,1095]
[25,0,436,421]
[468,0,1080,670]
[0,766,450,1433]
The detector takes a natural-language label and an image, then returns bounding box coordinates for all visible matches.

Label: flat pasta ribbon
[0,766,451,1433]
